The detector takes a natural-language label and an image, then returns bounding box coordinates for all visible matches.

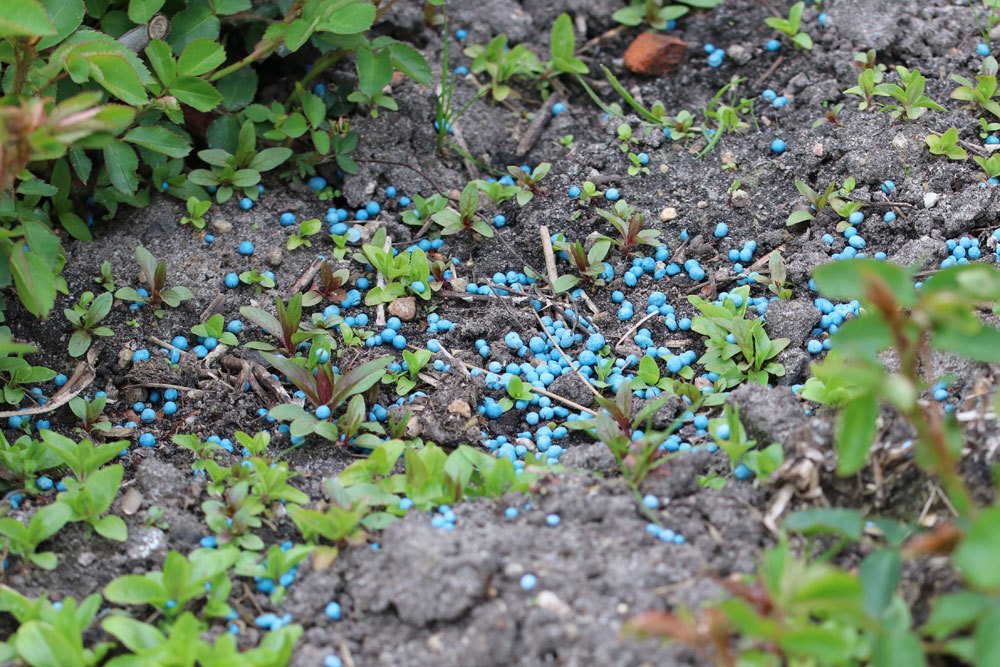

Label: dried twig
[539,224,559,288]
[0,362,95,418]
[516,93,560,157]
[285,256,325,297]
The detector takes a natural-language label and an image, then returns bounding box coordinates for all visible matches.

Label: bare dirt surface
[4,0,1000,664]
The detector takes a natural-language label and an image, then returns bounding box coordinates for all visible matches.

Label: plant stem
[12,39,35,96]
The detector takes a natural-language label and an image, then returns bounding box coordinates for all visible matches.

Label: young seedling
[191,314,239,348]
[401,193,448,228]
[234,542,314,605]
[240,293,307,356]
[950,57,1000,118]
[239,268,276,290]
[303,261,350,306]
[265,354,391,442]
[925,127,969,160]
[103,548,238,619]
[700,77,755,156]
[596,200,662,257]
[434,19,487,154]
[347,46,400,117]
[875,66,946,120]
[786,177,857,226]
[751,251,793,299]
[553,235,611,288]
[384,348,432,396]
[179,196,211,229]
[63,291,113,358]
[0,335,55,406]
[43,431,123,481]
[0,590,110,666]
[93,260,116,293]
[203,479,266,550]
[187,120,292,203]
[812,101,845,128]
[664,110,700,140]
[764,1,813,50]
[475,179,520,206]
[0,432,60,489]
[537,12,592,84]
[567,381,687,492]
[507,162,551,205]
[431,181,495,238]
[68,395,112,434]
[465,33,543,101]
[287,218,323,250]
[974,152,1000,179]
[359,229,436,303]
[0,503,71,570]
[115,246,194,315]
[613,0,723,30]
[689,286,790,388]
[56,464,127,542]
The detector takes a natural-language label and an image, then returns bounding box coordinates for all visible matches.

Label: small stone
[77,552,96,567]
[727,44,751,65]
[923,192,940,209]
[388,296,416,321]
[813,142,824,156]
[447,399,472,418]
[659,207,677,221]
[536,591,573,618]
[266,247,283,267]
[696,200,708,209]
[891,133,908,150]
[623,33,688,76]
[122,487,143,515]
[730,189,751,209]
[211,217,232,234]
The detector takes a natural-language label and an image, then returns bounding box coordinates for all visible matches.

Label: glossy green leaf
[0,0,55,37]
[127,0,164,24]
[124,126,191,158]
[103,140,139,196]
[37,0,83,49]
[177,38,225,77]
[954,505,1000,589]
[170,76,222,112]
[835,393,878,475]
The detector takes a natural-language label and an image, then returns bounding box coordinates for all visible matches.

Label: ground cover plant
[1,0,1000,665]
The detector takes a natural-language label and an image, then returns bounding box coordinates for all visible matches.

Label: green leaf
[0,0,56,38]
[124,126,191,158]
[954,504,1000,589]
[550,12,575,61]
[932,325,1000,363]
[68,330,92,357]
[94,514,128,541]
[779,626,852,662]
[170,76,222,112]
[217,67,257,111]
[102,615,165,653]
[388,42,431,84]
[859,549,901,617]
[249,147,292,172]
[813,258,916,308]
[10,244,57,318]
[103,140,139,196]
[177,38,225,77]
[168,5,220,54]
[321,1,375,34]
[85,53,148,105]
[552,274,579,293]
[784,508,863,540]
[38,0,83,49]
[355,47,393,97]
[127,0,164,24]
[104,575,164,606]
[835,393,878,475]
